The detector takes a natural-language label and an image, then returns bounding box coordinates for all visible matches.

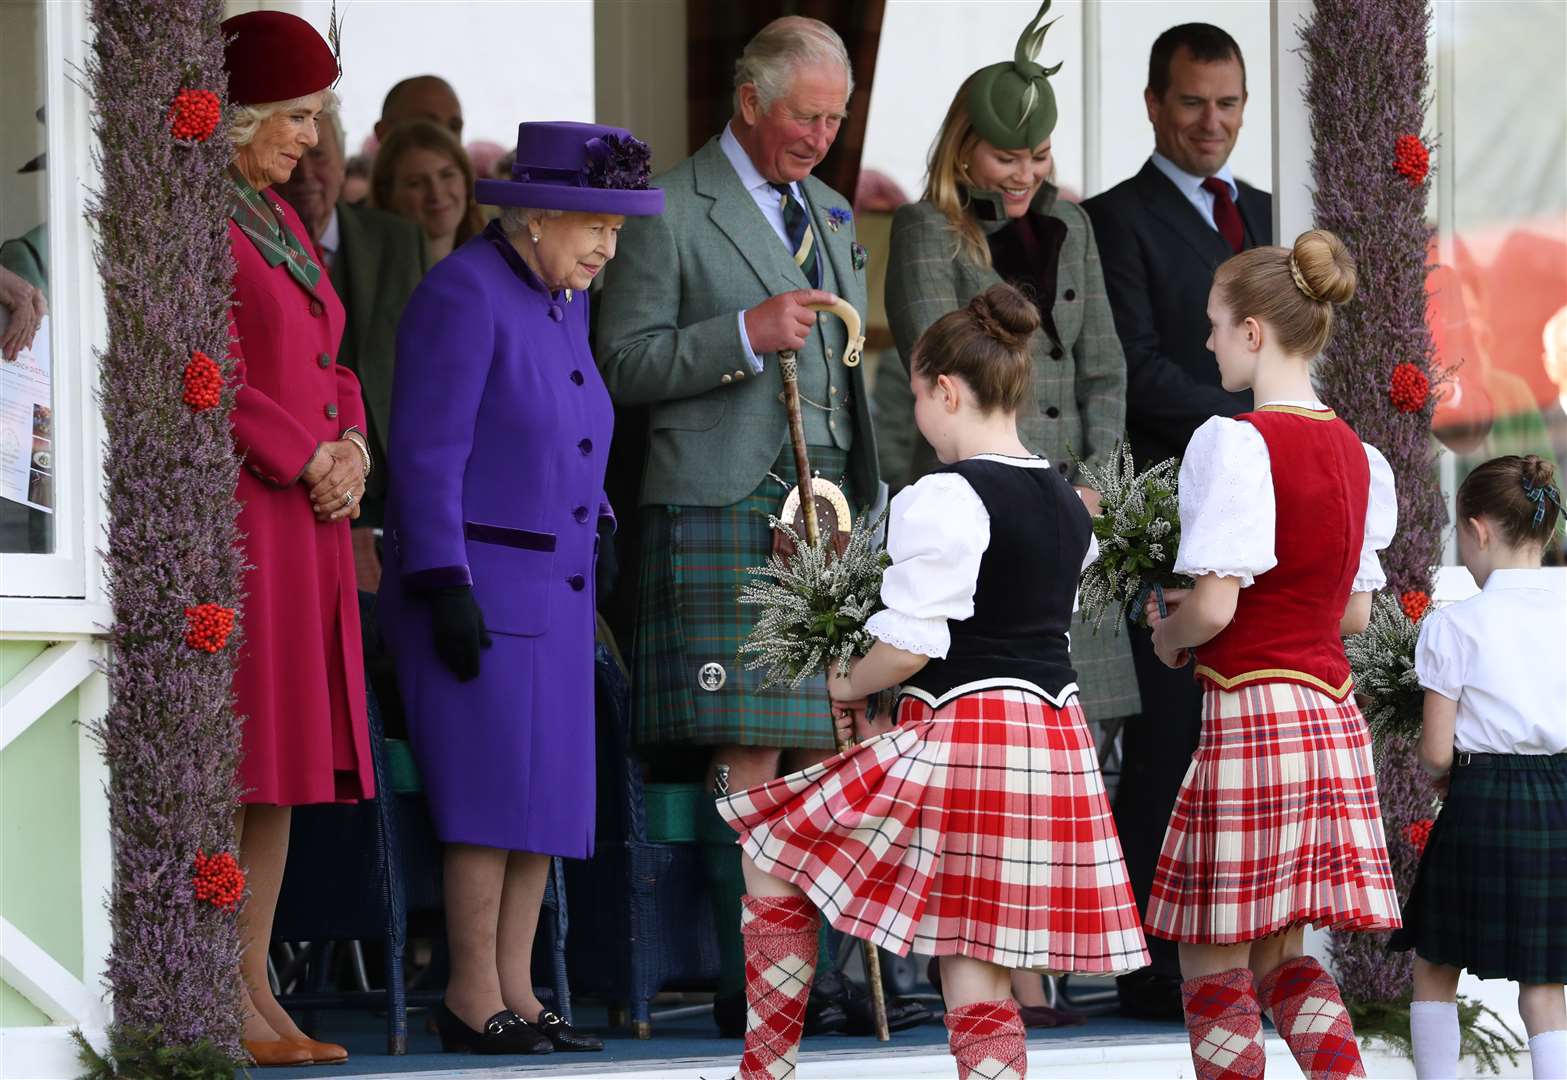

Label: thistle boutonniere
[851,242,868,272]
[826,206,852,233]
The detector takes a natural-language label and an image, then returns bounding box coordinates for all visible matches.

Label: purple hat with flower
[475,121,663,215]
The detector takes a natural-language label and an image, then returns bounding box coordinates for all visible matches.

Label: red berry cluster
[1399,589,1431,622]
[170,89,222,142]
[192,850,245,911]
[1393,134,1429,187]
[1402,818,1434,855]
[1389,362,1430,413]
[184,603,235,653]
[182,350,222,411]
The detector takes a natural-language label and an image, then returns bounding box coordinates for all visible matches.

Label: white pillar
[1271,0,1317,244]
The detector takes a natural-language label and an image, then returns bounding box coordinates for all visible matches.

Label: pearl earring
[531,233,540,244]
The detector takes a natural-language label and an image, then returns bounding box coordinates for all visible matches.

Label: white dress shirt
[317,205,340,270]
[1415,567,1567,754]
[1172,401,1398,591]
[719,124,809,373]
[1149,151,1239,234]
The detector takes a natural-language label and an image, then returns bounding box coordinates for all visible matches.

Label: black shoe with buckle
[814,968,930,1036]
[434,1004,553,1054]
[533,1009,604,1052]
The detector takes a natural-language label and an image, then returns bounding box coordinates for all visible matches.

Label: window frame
[0,0,106,612]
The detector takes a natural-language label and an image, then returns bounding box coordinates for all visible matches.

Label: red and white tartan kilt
[1146,680,1403,944]
[718,686,1151,974]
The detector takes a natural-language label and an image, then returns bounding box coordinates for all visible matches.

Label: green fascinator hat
[967,0,1062,150]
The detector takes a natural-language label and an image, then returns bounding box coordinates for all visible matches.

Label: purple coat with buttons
[378,222,613,855]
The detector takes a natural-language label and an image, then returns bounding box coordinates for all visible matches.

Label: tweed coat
[595,136,879,510]
[326,200,428,526]
[884,184,1139,723]
[227,187,374,805]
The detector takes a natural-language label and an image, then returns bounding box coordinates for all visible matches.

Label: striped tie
[770,181,821,287]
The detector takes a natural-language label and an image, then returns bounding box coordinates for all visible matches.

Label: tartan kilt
[1389,753,1567,984]
[718,686,1152,974]
[630,446,848,751]
[1146,681,1401,944]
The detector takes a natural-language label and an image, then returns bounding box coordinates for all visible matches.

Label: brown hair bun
[911,283,1038,414]
[1292,229,1357,305]
[1457,454,1562,547]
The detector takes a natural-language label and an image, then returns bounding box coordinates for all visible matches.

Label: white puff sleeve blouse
[865,472,991,659]
[1172,407,1398,590]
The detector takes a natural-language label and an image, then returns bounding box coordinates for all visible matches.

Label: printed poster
[0,314,54,513]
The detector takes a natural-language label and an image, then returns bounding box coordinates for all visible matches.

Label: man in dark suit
[278,111,428,591]
[1083,23,1271,1018]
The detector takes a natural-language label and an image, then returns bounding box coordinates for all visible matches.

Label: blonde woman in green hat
[885,2,1143,1021]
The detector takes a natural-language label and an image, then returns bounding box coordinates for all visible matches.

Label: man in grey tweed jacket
[596,15,915,1037]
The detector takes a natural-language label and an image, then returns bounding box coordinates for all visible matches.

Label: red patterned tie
[1202,176,1244,254]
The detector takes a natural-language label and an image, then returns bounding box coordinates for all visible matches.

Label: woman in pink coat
[222,11,373,1067]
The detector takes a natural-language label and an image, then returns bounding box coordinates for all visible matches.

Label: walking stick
[776,296,890,1042]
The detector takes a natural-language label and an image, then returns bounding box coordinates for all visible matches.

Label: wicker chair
[563,637,720,1038]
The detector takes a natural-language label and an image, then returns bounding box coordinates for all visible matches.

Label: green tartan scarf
[228,167,322,292]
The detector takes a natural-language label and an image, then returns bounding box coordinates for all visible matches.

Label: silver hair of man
[498,206,565,238]
[732,16,854,115]
[228,89,341,148]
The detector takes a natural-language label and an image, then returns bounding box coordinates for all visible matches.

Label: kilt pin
[720,684,1149,975]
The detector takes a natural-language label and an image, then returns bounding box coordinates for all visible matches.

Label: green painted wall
[0,640,85,1027]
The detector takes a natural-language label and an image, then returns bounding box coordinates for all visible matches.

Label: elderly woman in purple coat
[379,121,662,1056]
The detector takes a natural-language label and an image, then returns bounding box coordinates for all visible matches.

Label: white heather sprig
[1345,590,1427,746]
[738,511,890,689]
[1076,443,1186,631]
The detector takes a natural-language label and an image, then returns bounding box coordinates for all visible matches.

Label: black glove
[426,585,491,681]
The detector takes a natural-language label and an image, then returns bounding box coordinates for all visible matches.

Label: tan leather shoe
[290,1036,349,1063]
[243,1038,313,1067]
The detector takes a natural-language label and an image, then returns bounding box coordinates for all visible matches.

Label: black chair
[564,636,720,1038]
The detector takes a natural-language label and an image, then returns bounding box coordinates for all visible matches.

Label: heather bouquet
[1077,444,1187,630]
[739,512,890,689]
[1345,590,1428,746]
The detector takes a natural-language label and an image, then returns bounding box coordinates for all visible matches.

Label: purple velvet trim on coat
[404,565,473,591]
[463,520,557,552]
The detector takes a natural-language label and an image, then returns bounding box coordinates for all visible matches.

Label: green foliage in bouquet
[1346,590,1427,746]
[1076,444,1186,630]
[739,511,890,689]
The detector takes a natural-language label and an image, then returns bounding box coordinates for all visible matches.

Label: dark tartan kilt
[1390,752,1567,984]
[631,446,850,751]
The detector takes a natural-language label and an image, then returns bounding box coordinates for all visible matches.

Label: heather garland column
[1301,0,1444,1013]
[82,0,247,1070]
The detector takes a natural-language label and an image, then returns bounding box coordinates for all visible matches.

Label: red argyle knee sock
[737,894,819,1080]
[945,999,1027,1079]
[1181,968,1268,1080]
[1257,956,1366,1080]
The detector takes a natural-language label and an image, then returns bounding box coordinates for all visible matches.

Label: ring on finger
[343,491,357,508]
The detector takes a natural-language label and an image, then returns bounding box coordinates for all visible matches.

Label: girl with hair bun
[1143,229,1400,1080]
[1390,455,1565,1080]
[718,282,1149,1080]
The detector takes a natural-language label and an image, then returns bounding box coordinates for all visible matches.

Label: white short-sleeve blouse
[1172,401,1397,590]
[1414,567,1567,755]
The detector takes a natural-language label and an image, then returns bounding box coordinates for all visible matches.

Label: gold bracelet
[341,428,372,478]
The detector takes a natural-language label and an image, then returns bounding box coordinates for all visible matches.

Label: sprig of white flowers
[1345,590,1427,746]
[1076,444,1186,630]
[738,512,890,689]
